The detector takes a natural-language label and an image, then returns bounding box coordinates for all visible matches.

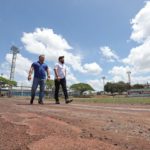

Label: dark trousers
[54,78,68,101]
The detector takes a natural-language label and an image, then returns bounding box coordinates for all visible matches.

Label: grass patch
[74,97,150,104]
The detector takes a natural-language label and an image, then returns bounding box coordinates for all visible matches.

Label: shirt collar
[38,61,44,64]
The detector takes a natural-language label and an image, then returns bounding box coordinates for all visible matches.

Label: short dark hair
[39,54,45,59]
[58,56,64,60]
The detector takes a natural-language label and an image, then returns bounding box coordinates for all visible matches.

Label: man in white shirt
[54,56,73,104]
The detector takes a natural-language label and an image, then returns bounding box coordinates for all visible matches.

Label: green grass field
[73,97,150,104]
[11,95,150,105]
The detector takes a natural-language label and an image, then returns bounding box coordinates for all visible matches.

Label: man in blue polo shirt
[28,55,50,104]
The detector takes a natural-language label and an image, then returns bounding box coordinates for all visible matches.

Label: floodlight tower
[10,45,20,80]
[127,71,131,85]
[102,76,106,93]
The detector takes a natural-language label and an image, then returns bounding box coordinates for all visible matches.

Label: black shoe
[65,99,73,104]
[55,101,60,104]
[30,99,34,105]
[38,101,44,105]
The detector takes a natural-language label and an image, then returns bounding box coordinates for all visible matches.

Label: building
[127,89,150,97]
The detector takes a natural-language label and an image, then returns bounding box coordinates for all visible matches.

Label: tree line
[0,77,17,87]
[0,76,146,96]
[104,81,145,94]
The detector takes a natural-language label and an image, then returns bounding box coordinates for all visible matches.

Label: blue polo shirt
[32,61,48,79]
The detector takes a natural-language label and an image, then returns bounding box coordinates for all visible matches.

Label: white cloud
[66,66,79,86]
[132,76,150,84]
[123,40,150,73]
[88,79,104,91]
[1,28,103,86]
[22,28,72,54]
[83,62,102,75]
[130,1,150,43]
[124,1,150,74]
[104,2,150,85]
[109,66,133,83]
[21,28,102,75]
[0,62,10,78]
[0,53,32,87]
[5,53,32,78]
[108,65,150,85]
[100,46,119,62]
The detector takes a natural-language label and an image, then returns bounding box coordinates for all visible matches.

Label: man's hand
[28,75,32,81]
[47,75,51,80]
[54,69,61,81]
[47,68,51,81]
[56,76,61,81]
[28,66,33,81]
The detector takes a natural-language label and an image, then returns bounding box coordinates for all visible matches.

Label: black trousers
[54,78,68,101]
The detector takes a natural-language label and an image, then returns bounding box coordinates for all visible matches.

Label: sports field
[74,97,150,104]
[0,97,150,150]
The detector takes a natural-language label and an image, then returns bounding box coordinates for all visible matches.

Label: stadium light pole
[9,45,19,97]
[127,71,131,85]
[10,45,20,81]
[102,76,106,94]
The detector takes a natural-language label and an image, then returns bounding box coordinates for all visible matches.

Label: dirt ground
[0,97,150,150]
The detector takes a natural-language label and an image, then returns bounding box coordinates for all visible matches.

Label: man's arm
[65,68,67,77]
[28,66,34,81]
[54,68,60,80]
[46,68,51,80]
[54,64,60,80]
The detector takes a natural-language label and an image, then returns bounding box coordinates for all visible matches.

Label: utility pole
[10,45,20,81]
[102,76,106,94]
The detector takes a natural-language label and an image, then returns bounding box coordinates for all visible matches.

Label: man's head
[58,56,65,64]
[39,54,45,63]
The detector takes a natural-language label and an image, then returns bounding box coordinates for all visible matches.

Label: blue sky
[0,0,150,90]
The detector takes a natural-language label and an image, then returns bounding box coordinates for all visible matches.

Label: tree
[117,81,130,94]
[45,80,54,98]
[70,83,94,94]
[104,82,117,94]
[104,81,130,94]
[132,84,144,89]
[0,77,17,97]
[0,76,17,87]
[46,80,54,90]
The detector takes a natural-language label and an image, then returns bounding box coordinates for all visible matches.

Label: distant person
[54,56,73,104]
[28,55,50,104]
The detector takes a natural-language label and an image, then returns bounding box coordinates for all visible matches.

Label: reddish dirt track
[0,97,150,150]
